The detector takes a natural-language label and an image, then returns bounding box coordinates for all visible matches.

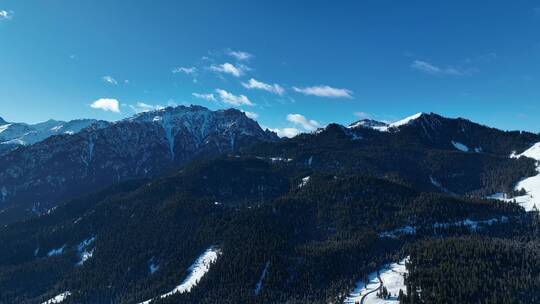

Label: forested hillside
[0,156,529,304]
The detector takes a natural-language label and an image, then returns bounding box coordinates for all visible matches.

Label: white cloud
[227,50,253,61]
[293,85,353,98]
[192,93,216,101]
[172,67,197,74]
[215,89,254,106]
[242,78,285,95]
[411,60,469,76]
[242,111,259,119]
[269,127,300,138]
[102,75,118,85]
[287,114,320,131]
[129,102,164,113]
[90,98,120,113]
[209,63,247,77]
[0,10,13,20]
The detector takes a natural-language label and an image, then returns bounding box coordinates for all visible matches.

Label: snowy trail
[344,258,408,304]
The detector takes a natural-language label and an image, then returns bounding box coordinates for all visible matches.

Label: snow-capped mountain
[348,113,425,132]
[0,106,278,222]
[0,117,99,154]
[348,119,389,131]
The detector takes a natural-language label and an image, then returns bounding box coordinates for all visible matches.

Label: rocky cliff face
[0,106,278,221]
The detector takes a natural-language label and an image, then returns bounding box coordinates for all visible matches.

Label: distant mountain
[0,105,278,223]
[0,117,99,155]
[250,112,540,198]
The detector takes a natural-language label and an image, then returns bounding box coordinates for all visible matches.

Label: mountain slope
[0,157,524,304]
[249,113,540,198]
[0,106,278,224]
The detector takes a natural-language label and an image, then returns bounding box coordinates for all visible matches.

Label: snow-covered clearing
[491,143,540,211]
[138,246,221,304]
[41,291,71,304]
[344,258,408,304]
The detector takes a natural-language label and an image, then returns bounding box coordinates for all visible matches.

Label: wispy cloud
[216,89,254,106]
[129,102,164,113]
[101,75,118,85]
[293,85,353,98]
[209,63,247,77]
[411,60,471,76]
[242,78,285,96]
[227,50,253,61]
[90,98,120,113]
[172,67,197,75]
[287,114,321,131]
[0,10,13,20]
[192,92,216,101]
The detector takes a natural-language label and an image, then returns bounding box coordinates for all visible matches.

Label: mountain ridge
[0,105,278,223]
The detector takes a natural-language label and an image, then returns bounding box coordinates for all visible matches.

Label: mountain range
[0,117,100,155]
[0,106,539,304]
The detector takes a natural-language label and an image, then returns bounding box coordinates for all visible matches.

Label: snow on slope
[41,291,71,304]
[451,141,469,152]
[138,246,221,304]
[379,216,508,238]
[348,113,423,132]
[388,113,423,129]
[47,245,66,257]
[507,143,540,211]
[254,261,270,296]
[76,236,96,266]
[344,258,408,304]
[298,176,310,188]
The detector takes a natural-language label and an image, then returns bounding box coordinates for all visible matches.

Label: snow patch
[451,141,469,152]
[138,246,221,304]
[378,226,416,239]
[359,113,423,132]
[298,176,310,188]
[254,261,270,296]
[429,176,450,193]
[149,257,160,274]
[344,258,409,304]
[389,113,423,129]
[492,143,540,211]
[41,291,71,304]
[76,236,96,265]
[0,124,11,134]
[379,216,508,238]
[47,245,66,257]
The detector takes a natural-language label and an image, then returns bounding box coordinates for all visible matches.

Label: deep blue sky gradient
[1,1,539,133]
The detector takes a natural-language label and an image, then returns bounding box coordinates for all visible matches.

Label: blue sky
[0,1,539,136]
